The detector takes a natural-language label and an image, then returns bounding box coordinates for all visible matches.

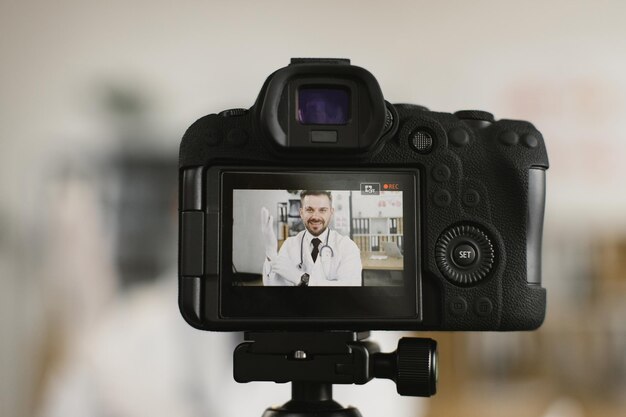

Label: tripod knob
[371,337,438,397]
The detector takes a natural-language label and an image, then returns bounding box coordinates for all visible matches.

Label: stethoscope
[298,229,335,270]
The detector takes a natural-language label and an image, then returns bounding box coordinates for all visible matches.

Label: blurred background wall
[1,1,625,416]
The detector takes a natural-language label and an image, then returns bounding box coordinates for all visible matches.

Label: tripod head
[234,332,438,417]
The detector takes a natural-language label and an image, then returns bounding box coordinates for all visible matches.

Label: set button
[452,243,477,267]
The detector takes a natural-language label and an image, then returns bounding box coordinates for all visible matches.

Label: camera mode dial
[435,225,494,285]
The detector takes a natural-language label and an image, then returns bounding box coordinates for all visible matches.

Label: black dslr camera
[179,58,548,332]
[178,59,548,411]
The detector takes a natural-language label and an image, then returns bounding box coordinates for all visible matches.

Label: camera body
[178,58,548,331]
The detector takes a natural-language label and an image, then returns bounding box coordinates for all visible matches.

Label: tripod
[234,332,438,417]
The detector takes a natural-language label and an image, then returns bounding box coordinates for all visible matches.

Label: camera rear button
[432,164,451,182]
[499,130,519,146]
[474,297,493,317]
[433,190,452,207]
[522,134,539,148]
[462,189,480,207]
[449,297,468,316]
[448,128,470,147]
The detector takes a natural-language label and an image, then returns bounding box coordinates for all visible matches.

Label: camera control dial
[454,110,494,129]
[454,110,494,123]
[435,225,495,285]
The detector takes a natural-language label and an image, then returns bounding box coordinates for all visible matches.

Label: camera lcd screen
[297,87,350,125]
[220,170,420,320]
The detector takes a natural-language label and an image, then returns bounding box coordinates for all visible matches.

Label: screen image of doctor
[262,191,362,286]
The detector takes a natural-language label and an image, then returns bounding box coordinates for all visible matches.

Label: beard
[305,219,327,236]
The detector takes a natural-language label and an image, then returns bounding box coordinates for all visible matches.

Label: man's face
[300,194,334,237]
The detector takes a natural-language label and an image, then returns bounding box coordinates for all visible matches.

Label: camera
[178,58,549,332]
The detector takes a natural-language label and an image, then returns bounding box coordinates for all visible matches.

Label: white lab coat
[263,228,362,286]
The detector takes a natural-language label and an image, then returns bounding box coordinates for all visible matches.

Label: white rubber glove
[261,207,278,261]
[270,256,303,285]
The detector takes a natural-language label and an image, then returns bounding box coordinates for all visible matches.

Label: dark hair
[300,190,332,205]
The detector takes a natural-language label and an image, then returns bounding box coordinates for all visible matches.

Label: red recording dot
[384,184,389,189]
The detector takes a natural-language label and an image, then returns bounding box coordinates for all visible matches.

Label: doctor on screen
[261,190,362,286]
